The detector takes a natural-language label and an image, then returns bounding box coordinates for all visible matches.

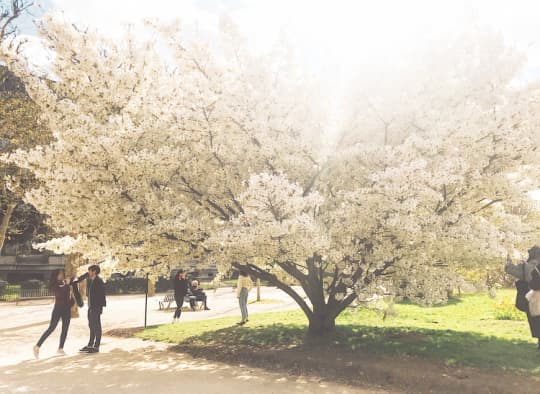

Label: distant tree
[0,65,51,254]
[0,1,47,255]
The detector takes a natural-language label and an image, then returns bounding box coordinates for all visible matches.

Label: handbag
[515,264,529,313]
[526,266,540,317]
[526,289,540,317]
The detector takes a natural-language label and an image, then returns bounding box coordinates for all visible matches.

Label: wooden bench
[158,292,202,311]
[158,292,175,310]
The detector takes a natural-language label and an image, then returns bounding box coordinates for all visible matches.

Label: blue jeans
[239,288,249,322]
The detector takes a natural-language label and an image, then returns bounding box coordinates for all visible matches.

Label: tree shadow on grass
[182,322,307,349]
[335,324,540,374]
[179,322,540,375]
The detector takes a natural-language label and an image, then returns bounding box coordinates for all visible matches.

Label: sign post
[144,273,149,328]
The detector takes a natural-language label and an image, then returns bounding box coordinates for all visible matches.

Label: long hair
[49,269,64,291]
[175,269,185,280]
[529,246,540,261]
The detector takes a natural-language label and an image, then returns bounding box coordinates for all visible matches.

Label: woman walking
[236,270,253,326]
[172,269,188,323]
[33,269,74,358]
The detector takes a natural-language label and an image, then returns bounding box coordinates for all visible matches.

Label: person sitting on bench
[190,280,210,311]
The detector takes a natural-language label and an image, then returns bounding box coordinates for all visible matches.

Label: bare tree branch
[0,0,33,44]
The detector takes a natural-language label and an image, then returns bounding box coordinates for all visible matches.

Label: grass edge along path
[136,290,540,377]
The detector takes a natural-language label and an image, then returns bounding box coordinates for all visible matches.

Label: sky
[10,0,540,82]
[6,0,540,200]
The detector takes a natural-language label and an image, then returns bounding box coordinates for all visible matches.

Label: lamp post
[144,273,149,328]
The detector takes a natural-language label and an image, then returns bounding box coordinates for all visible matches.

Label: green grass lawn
[138,289,540,375]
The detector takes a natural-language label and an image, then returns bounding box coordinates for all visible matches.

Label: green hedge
[105,277,148,294]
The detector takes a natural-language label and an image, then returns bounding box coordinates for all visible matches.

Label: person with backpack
[75,265,106,353]
[236,270,253,326]
[33,269,74,359]
[505,246,540,348]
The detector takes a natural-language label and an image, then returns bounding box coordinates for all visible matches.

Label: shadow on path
[0,339,373,394]
[0,321,50,334]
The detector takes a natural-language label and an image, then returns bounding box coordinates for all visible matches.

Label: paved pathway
[0,287,388,393]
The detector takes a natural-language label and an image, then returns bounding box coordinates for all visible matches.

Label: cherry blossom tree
[2,16,540,335]
[210,26,540,332]
[1,15,325,278]
[1,0,51,254]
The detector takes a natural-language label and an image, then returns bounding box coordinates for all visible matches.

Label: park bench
[158,292,175,310]
[158,291,203,311]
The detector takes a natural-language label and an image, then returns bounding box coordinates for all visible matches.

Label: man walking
[76,265,106,353]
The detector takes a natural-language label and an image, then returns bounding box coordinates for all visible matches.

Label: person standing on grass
[33,269,74,359]
[75,265,106,353]
[236,270,253,326]
[172,269,189,323]
[505,246,540,349]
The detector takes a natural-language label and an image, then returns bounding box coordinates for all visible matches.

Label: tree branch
[232,262,313,319]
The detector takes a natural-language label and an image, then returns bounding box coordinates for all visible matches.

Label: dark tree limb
[232,262,313,319]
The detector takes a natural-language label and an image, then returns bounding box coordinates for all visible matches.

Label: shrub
[20,279,45,290]
[105,277,148,294]
[155,276,173,293]
[0,284,22,301]
[493,298,526,321]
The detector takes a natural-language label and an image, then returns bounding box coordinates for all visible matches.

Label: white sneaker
[57,348,66,356]
[33,345,39,359]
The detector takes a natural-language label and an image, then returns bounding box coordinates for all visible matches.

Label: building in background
[0,252,64,283]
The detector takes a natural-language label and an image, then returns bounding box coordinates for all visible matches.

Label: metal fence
[0,286,53,302]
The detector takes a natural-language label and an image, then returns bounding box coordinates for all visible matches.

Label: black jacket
[78,273,107,309]
[174,277,189,299]
[71,280,84,307]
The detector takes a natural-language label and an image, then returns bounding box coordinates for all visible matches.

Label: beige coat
[236,275,253,297]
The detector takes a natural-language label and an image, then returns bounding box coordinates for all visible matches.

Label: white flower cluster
[2,18,540,306]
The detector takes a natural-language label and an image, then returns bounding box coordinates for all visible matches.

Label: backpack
[526,265,540,317]
[515,279,529,312]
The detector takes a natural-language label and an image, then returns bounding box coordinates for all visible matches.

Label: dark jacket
[174,277,189,299]
[71,280,84,307]
[191,287,205,298]
[78,273,106,309]
[51,281,71,310]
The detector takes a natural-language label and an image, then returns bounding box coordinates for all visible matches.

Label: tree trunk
[148,279,155,297]
[256,278,261,301]
[308,310,336,336]
[0,202,16,255]
[231,262,355,338]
